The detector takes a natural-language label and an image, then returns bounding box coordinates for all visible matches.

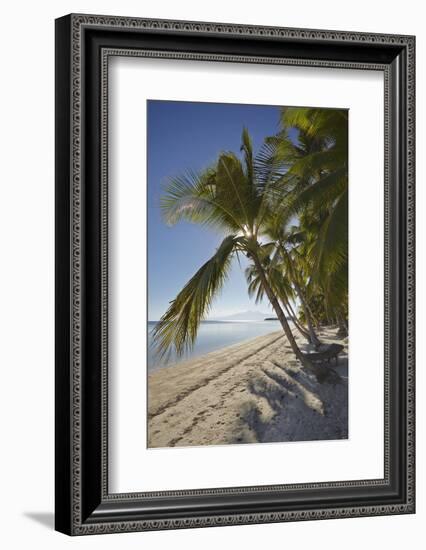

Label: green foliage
[154,106,349,359]
[271,107,349,317]
[152,235,236,358]
[155,128,295,357]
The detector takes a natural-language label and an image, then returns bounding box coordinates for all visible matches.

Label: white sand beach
[148,326,348,448]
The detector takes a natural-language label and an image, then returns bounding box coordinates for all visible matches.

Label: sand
[148,326,348,448]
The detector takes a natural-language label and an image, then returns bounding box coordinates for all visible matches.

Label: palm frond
[245,266,265,304]
[287,149,346,180]
[311,188,348,278]
[152,235,236,358]
[254,135,292,188]
[282,108,348,144]
[241,127,254,184]
[161,169,242,232]
[292,168,347,214]
[216,152,260,230]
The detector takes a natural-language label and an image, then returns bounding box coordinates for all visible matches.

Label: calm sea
[148,320,281,372]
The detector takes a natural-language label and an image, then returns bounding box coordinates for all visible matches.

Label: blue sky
[147,100,285,321]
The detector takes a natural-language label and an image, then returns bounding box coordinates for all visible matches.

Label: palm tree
[262,107,348,331]
[264,217,322,346]
[152,129,308,365]
[244,259,311,342]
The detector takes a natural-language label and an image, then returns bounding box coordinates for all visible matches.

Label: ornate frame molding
[55,14,415,535]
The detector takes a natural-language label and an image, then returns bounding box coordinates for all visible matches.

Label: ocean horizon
[148,319,282,371]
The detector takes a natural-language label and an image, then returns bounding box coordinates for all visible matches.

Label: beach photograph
[147,100,348,448]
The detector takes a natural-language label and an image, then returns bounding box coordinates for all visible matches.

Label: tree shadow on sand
[231,358,348,444]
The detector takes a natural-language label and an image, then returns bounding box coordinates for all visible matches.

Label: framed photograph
[55,14,415,535]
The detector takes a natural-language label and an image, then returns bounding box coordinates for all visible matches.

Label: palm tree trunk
[282,300,310,341]
[280,243,321,347]
[287,296,310,338]
[251,253,308,366]
[286,300,311,338]
[286,300,298,320]
[300,296,321,346]
[336,311,348,337]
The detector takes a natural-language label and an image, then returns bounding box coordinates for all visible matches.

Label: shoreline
[148,321,283,372]
[148,326,348,448]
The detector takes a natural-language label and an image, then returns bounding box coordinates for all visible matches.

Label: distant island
[264,317,279,321]
[211,310,270,322]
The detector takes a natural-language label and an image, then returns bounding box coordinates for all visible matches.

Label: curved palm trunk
[286,299,298,319]
[252,253,308,366]
[280,243,321,347]
[282,300,310,341]
[299,295,321,346]
[287,300,309,335]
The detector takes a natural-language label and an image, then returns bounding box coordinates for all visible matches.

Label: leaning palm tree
[152,129,308,365]
[264,216,322,346]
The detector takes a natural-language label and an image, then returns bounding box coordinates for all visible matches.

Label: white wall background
[0,0,423,548]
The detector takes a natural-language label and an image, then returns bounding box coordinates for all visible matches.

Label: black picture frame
[55,13,415,535]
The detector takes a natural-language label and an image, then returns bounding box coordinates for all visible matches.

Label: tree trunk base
[337,327,348,338]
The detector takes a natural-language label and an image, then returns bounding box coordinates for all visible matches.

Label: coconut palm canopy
[150,103,348,364]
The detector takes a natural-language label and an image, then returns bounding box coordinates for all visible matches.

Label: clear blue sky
[147,100,285,321]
